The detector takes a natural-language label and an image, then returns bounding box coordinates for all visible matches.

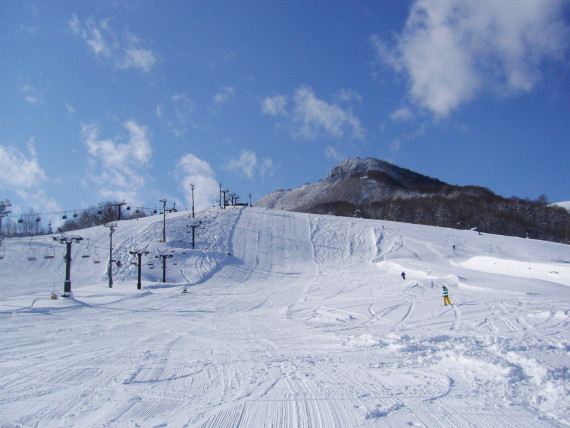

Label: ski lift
[18,216,24,224]
[44,245,55,259]
[35,217,41,223]
[97,209,103,215]
[153,209,158,214]
[135,209,140,214]
[148,261,154,270]
[81,239,90,258]
[62,212,68,220]
[126,206,131,211]
[27,241,36,261]
[93,253,101,264]
[73,212,78,218]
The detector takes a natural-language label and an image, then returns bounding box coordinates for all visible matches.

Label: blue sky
[1,0,569,224]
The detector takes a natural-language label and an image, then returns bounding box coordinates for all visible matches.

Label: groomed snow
[1,207,569,427]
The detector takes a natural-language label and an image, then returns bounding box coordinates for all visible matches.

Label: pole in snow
[160,199,167,242]
[156,254,173,283]
[191,183,195,219]
[104,223,118,288]
[187,221,201,249]
[53,235,83,297]
[129,250,149,290]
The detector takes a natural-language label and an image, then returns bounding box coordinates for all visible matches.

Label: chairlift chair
[27,248,36,262]
[44,246,55,259]
[93,254,101,264]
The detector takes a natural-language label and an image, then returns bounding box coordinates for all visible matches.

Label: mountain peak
[326,157,395,182]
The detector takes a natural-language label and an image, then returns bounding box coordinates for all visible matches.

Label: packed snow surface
[1,207,569,427]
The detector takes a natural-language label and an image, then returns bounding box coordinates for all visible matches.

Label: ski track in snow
[0,207,569,427]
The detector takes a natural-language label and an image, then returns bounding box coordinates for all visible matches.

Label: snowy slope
[553,201,570,212]
[0,207,569,427]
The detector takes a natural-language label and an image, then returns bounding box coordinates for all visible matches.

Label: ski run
[1,206,569,427]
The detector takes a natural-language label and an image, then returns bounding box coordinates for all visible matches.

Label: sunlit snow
[1,207,568,426]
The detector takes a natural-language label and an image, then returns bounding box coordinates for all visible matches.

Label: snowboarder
[442,286,451,306]
[401,272,406,280]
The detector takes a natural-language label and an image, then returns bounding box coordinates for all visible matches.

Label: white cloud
[65,103,76,115]
[214,86,236,105]
[223,150,274,179]
[372,0,569,117]
[336,89,363,103]
[20,84,41,106]
[259,158,274,178]
[70,14,157,73]
[156,93,194,137]
[176,154,220,210]
[0,140,61,215]
[263,85,365,141]
[390,107,413,122]
[325,146,343,161]
[262,95,288,116]
[0,140,46,189]
[391,138,402,153]
[292,86,365,140]
[82,120,152,200]
[120,46,157,72]
[70,14,111,58]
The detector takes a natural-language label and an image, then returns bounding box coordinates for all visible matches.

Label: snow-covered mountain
[553,201,570,212]
[255,157,448,211]
[255,157,569,244]
[1,207,569,426]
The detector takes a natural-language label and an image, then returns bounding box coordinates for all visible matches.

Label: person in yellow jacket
[442,286,451,306]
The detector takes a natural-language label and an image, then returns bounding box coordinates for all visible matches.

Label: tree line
[2,202,147,238]
[308,192,570,244]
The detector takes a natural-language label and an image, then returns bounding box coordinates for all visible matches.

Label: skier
[442,286,451,306]
[401,272,406,280]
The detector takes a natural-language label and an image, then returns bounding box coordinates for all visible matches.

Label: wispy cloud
[223,150,274,179]
[262,95,287,116]
[262,85,365,141]
[390,107,413,122]
[70,14,157,73]
[0,140,60,213]
[213,86,236,105]
[0,139,46,188]
[336,89,362,103]
[325,146,344,161]
[82,120,152,202]
[20,84,41,106]
[371,0,569,117]
[156,93,195,137]
[176,154,220,210]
